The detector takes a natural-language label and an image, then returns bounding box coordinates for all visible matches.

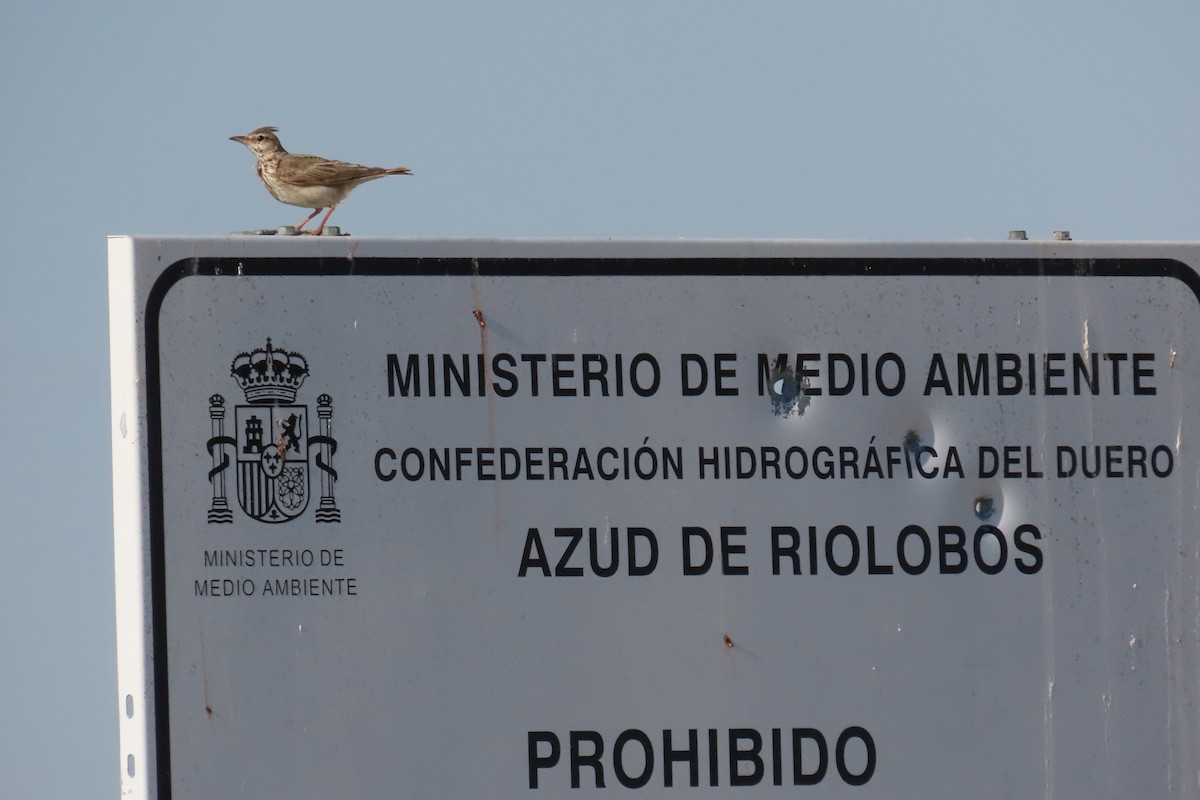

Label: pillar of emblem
[314,394,340,522]
[207,394,233,523]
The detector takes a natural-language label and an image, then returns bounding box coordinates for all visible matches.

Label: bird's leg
[310,206,338,236]
[295,208,323,232]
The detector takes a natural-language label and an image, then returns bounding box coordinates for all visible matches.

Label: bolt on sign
[109,237,1200,799]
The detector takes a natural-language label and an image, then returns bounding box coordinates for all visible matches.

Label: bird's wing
[277,155,387,187]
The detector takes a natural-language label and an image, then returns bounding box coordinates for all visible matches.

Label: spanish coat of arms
[206,339,339,524]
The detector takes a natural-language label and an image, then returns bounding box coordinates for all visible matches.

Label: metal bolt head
[1008,230,1028,240]
[320,226,341,236]
[1052,230,1072,241]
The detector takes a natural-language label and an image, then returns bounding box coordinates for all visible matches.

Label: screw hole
[766,366,809,417]
[974,496,996,521]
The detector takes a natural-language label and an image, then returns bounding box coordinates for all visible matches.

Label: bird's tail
[387,167,413,176]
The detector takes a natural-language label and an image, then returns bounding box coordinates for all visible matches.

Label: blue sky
[3,1,1200,796]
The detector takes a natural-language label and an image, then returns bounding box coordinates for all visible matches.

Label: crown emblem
[230,338,309,404]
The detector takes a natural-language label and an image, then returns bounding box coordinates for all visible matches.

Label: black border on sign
[141,255,1200,800]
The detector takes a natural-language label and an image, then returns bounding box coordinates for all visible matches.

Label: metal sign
[110,237,1200,799]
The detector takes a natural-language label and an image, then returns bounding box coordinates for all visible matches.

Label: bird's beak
[229,135,247,144]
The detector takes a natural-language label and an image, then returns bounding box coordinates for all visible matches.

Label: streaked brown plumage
[229,127,412,234]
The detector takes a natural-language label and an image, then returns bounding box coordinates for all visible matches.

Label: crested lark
[230,127,412,234]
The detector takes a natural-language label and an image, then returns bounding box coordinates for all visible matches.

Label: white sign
[110,237,1200,799]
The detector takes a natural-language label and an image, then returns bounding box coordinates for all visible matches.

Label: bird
[229,127,412,235]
